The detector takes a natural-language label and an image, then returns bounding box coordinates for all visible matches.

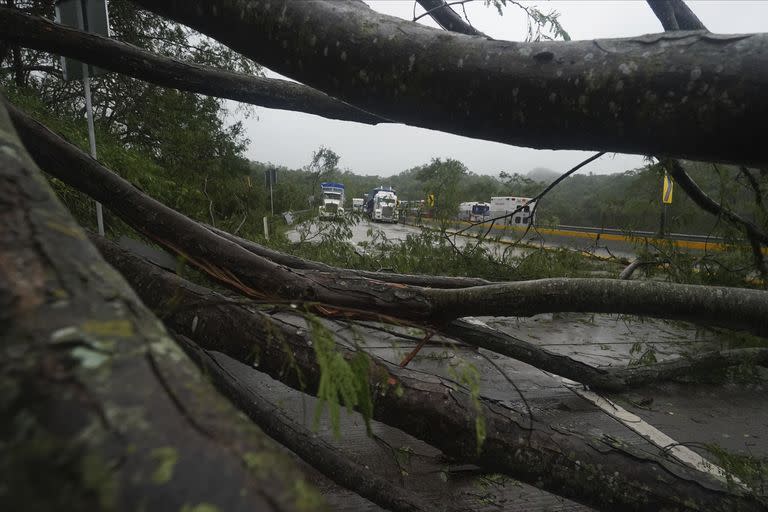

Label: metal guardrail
[553,225,724,243]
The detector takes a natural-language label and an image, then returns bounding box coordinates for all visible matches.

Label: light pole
[55,0,110,235]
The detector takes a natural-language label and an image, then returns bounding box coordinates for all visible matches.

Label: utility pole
[265,167,276,216]
[82,66,104,235]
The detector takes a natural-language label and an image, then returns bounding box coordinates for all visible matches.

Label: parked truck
[364,186,398,223]
[318,182,345,219]
[352,197,364,213]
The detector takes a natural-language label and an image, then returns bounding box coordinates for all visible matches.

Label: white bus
[490,196,536,226]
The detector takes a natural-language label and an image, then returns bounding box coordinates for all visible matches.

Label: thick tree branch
[173,332,460,512]
[446,318,768,391]
[132,0,768,165]
[0,98,323,512]
[645,3,767,277]
[0,7,383,124]
[647,0,680,31]
[415,0,486,36]
[0,64,62,77]
[94,238,766,512]
[9,102,768,334]
[646,0,706,32]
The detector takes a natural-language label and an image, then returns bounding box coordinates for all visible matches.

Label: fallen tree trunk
[0,99,323,511]
[447,318,768,391]
[0,6,382,125]
[94,237,766,512]
[10,102,768,335]
[174,333,464,512]
[133,0,768,166]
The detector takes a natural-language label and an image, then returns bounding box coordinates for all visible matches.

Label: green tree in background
[1,0,265,238]
[416,158,468,229]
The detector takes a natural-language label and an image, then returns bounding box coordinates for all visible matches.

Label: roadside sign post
[264,168,277,216]
[659,172,674,237]
[55,0,110,236]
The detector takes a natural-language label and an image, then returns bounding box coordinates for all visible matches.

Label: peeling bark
[9,102,768,335]
[95,238,767,512]
[0,99,324,511]
[0,7,382,124]
[133,0,768,165]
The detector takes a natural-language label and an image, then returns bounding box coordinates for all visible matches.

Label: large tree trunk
[173,333,461,512]
[0,100,324,511]
[0,6,381,125]
[93,237,765,512]
[9,102,768,335]
[132,0,768,166]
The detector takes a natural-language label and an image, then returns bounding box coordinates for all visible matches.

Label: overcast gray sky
[236,1,768,177]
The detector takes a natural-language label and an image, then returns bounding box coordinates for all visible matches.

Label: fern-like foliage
[307,314,373,437]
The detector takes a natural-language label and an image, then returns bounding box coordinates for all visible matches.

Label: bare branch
[0,7,383,124]
[647,0,705,31]
[414,0,486,36]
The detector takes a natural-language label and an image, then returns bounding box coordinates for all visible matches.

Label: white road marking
[462,316,743,486]
[566,382,743,486]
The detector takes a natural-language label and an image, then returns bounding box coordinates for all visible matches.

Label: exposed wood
[0,99,323,511]
[94,237,766,512]
[9,101,768,335]
[133,0,768,166]
[0,6,383,124]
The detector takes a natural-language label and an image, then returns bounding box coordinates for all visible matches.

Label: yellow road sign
[427,193,435,207]
[662,174,674,204]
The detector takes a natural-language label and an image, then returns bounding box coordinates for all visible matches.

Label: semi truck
[352,197,364,212]
[318,182,345,219]
[364,186,398,223]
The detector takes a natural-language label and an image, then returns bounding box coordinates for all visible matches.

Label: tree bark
[173,332,463,512]
[415,0,486,37]
[94,237,766,512]
[0,100,324,511]
[0,6,382,125]
[132,0,768,166]
[647,0,705,31]
[446,318,768,391]
[9,101,768,335]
